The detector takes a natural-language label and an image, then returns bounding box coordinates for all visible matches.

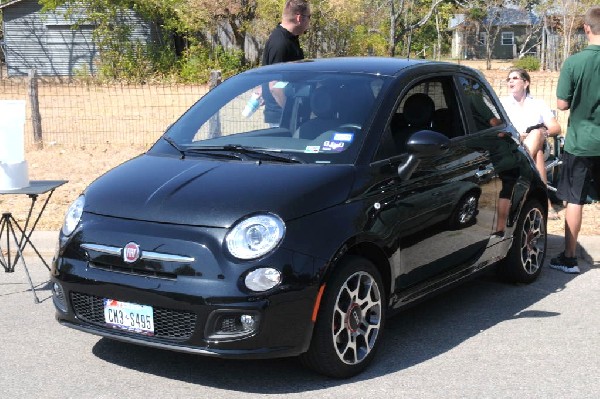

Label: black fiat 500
[52,57,548,378]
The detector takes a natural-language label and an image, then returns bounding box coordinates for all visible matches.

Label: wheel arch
[323,240,392,300]
[527,185,549,216]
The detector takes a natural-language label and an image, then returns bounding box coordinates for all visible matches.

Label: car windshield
[162,70,389,164]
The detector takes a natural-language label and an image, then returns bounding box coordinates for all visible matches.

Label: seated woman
[501,68,562,220]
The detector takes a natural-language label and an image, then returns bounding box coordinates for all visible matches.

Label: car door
[368,73,500,297]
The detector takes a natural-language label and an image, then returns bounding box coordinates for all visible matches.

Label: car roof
[244,57,470,78]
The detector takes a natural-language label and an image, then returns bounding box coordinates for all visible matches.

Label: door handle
[476,166,494,179]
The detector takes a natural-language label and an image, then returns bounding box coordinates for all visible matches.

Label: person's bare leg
[536,150,547,183]
[525,132,558,219]
[522,130,544,161]
[496,198,510,233]
[535,148,560,219]
[564,203,583,258]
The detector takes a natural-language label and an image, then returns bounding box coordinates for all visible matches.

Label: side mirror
[398,130,450,180]
[406,129,451,156]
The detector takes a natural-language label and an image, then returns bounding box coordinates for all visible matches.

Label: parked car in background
[51,57,548,378]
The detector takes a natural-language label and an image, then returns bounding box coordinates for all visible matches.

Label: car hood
[83,154,356,227]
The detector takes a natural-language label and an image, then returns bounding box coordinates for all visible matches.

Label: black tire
[299,256,385,378]
[448,191,479,229]
[498,199,546,283]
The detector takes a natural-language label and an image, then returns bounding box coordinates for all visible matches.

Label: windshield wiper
[186,145,305,164]
[163,136,186,159]
[163,139,245,160]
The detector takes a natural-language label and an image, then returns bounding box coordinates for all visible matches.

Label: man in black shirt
[261,0,311,125]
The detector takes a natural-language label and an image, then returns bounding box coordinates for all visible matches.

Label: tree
[36,0,460,81]
[455,0,505,69]
[384,0,446,57]
[407,1,454,59]
[301,0,367,57]
[40,0,189,79]
[510,1,544,59]
[553,0,594,66]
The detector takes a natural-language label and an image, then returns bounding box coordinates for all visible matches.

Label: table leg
[0,212,40,302]
[1,213,15,272]
[12,190,56,270]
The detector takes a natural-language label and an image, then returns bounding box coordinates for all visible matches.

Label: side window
[477,32,487,46]
[457,76,503,133]
[375,76,466,161]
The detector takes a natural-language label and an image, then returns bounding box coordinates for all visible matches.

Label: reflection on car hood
[83,154,355,227]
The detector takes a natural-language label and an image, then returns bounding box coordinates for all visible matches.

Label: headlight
[225,214,285,260]
[62,195,85,236]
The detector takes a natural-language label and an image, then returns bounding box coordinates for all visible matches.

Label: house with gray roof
[449,7,541,59]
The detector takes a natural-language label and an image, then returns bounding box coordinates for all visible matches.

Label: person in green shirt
[550,6,600,274]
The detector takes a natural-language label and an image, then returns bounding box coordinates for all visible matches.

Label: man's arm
[269,81,287,108]
[557,99,570,111]
[556,62,572,111]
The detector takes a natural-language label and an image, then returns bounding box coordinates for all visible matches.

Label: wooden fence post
[209,70,222,90]
[28,68,43,149]
[208,70,222,138]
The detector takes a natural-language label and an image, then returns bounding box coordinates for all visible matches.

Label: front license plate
[103,299,154,336]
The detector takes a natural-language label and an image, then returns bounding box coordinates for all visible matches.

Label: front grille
[70,292,196,340]
[89,262,178,280]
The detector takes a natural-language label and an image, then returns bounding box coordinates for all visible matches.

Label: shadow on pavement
[91,234,585,393]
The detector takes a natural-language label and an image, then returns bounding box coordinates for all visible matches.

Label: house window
[477,32,487,46]
[501,32,514,46]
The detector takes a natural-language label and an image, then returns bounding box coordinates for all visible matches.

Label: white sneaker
[548,264,581,274]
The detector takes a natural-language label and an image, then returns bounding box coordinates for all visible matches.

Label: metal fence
[487,75,567,129]
[0,77,208,146]
[0,73,566,147]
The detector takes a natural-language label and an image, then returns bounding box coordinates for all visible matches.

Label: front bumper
[51,215,320,359]
[52,262,318,358]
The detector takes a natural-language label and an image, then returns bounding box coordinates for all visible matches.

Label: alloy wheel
[458,195,478,224]
[519,207,545,274]
[331,271,382,365]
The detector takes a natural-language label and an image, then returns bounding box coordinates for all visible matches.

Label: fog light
[240,314,257,331]
[52,282,67,312]
[244,268,281,292]
[206,311,261,341]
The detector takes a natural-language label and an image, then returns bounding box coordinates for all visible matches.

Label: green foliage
[513,55,541,71]
[95,41,179,82]
[256,0,282,24]
[348,26,387,56]
[178,45,247,83]
[467,7,487,22]
[408,23,449,59]
[33,0,458,81]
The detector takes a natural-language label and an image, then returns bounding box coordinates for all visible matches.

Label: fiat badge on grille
[123,242,141,263]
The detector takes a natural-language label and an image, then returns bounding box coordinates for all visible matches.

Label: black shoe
[549,252,580,274]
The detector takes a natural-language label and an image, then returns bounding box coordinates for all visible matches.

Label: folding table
[0,180,68,302]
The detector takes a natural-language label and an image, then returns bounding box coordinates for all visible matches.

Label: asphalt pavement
[1,231,598,398]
